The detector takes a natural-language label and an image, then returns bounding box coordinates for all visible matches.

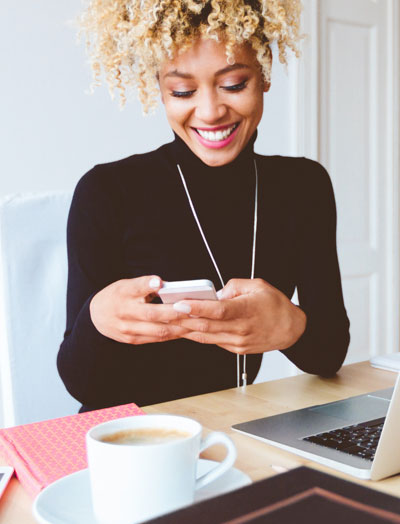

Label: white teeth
[196,124,237,141]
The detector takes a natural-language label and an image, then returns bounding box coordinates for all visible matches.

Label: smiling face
[159,38,270,166]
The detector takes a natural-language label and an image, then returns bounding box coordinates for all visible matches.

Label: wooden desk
[0,362,398,523]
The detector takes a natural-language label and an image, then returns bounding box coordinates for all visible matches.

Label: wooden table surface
[0,361,399,523]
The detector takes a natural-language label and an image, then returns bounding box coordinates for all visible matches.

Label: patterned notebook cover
[0,403,144,497]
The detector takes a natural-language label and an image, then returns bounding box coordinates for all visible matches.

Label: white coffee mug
[86,414,237,524]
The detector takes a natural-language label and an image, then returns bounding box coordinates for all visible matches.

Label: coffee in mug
[100,427,192,445]
[86,414,236,524]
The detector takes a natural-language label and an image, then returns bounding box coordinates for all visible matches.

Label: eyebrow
[163,63,251,79]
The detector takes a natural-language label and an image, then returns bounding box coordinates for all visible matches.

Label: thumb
[129,275,163,298]
[219,278,265,300]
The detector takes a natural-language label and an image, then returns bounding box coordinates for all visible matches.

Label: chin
[194,147,240,167]
[204,157,233,167]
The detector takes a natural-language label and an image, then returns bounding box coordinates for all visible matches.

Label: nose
[194,88,228,123]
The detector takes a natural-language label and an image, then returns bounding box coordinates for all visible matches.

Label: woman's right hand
[89,275,191,344]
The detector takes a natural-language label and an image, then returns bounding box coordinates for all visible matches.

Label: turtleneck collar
[167,129,258,183]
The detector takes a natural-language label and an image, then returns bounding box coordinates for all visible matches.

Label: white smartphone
[158,279,218,304]
[0,466,13,499]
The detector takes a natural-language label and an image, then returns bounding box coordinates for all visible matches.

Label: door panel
[299,0,399,363]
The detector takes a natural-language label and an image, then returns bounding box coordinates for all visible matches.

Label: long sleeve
[280,159,350,376]
[57,166,128,408]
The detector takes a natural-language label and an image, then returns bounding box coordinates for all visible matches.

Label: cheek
[238,98,263,123]
[163,104,182,126]
[232,86,264,121]
[246,91,264,122]
[163,99,192,126]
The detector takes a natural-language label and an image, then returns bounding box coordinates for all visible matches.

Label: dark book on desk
[148,466,400,523]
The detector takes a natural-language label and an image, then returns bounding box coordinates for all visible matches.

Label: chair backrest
[0,192,80,427]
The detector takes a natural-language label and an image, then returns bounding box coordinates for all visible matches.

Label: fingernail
[270,464,289,473]
[173,302,191,314]
[149,277,161,289]
[216,289,223,299]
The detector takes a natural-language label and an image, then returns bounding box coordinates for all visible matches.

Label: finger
[217,344,247,355]
[127,334,185,345]
[173,298,243,321]
[122,302,191,322]
[181,330,245,347]
[124,275,163,299]
[120,321,189,343]
[219,278,268,300]
[170,317,249,336]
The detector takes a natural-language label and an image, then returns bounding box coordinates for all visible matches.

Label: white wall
[0,2,297,197]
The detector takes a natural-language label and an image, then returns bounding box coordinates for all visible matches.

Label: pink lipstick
[192,123,240,149]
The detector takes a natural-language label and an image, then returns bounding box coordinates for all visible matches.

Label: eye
[171,89,196,98]
[222,81,247,92]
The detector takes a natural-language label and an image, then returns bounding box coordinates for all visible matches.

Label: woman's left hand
[169,278,307,354]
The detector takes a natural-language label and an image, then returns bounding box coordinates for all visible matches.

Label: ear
[263,80,271,93]
[155,72,165,104]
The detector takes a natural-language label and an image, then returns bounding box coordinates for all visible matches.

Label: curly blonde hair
[78,0,302,112]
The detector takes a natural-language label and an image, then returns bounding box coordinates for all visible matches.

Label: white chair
[0,192,80,427]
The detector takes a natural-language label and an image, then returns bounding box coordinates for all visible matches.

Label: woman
[57,0,350,412]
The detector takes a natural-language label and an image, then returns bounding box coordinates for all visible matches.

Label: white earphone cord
[177,159,259,388]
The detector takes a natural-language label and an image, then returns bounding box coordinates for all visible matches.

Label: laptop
[232,373,400,480]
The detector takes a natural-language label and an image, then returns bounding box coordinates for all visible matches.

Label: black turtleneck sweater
[57,132,350,411]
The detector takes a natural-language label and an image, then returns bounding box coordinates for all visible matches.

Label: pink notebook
[0,403,145,497]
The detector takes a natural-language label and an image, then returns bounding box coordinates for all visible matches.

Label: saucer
[33,459,251,524]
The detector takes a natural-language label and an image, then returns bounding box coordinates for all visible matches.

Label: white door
[298,0,400,363]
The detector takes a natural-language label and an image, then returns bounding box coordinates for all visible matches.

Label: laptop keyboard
[302,417,385,461]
